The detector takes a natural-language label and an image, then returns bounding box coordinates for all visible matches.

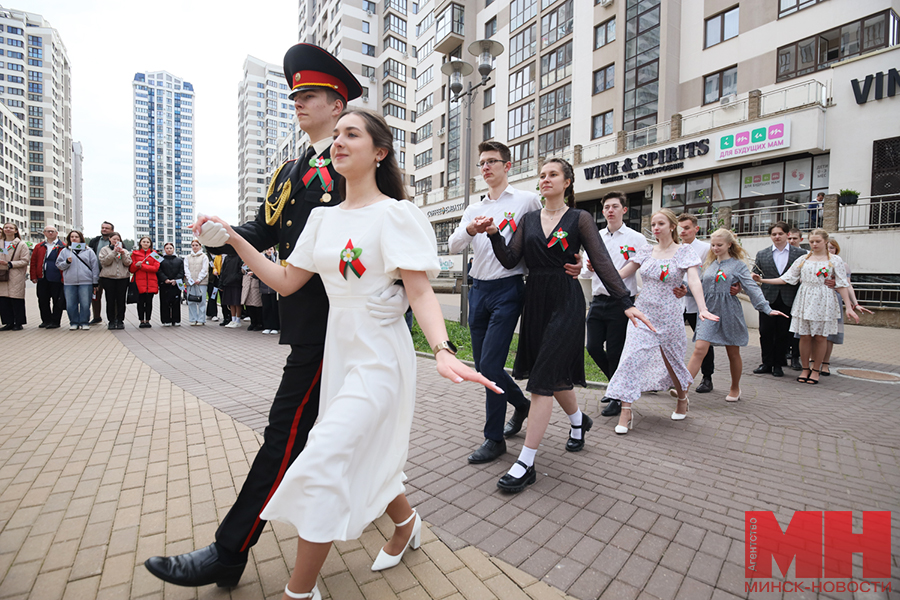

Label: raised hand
[194,215,233,247]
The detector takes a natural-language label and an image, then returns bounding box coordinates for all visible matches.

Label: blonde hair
[808,228,830,243]
[703,228,748,270]
[651,209,680,245]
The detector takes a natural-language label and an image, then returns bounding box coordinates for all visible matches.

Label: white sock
[568,409,583,440]
[507,446,537,478]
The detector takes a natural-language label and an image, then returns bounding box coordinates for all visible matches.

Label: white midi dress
[780,253,849,337]
[260,199,440,543]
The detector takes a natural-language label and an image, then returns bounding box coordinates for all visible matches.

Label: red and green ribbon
[302,156,334,192]
[816,266,831,278]
[659,264,670,282]
[547,228,569,250]
[339,239,366,279]
[498,211,517,232]
[619,245,636,260]
[715,269,727,282]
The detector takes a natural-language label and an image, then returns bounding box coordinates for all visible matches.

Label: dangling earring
[376,161,381,168]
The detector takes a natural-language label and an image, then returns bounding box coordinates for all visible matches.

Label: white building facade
[71,140,83,231]
[0,103,27,235]
[132,71,195,254]
[0,8,72,241]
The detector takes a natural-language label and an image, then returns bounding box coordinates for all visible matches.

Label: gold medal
[321,192,332,203]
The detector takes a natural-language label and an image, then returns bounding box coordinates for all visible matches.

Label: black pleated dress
[489,208,632,396]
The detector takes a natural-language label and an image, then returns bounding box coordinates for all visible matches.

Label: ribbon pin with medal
[303,155,334,202]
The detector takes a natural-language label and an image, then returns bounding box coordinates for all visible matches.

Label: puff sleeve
[381,200,441,280]
[676,244,702,270]
[285,207,325,273]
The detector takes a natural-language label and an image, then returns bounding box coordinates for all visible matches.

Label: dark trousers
[137,293,154,321]
[685,312,715,376]
[207,280,221,318]
[245,305,262,328]
[759,297,792,367]
[585,294,634,380]
[0,297,26,326]
[91,284,104,321]
[100,278,128,323]
[215,344,323,553]
[37,279,65,325]
[160,290,181,324]
[469,276,531,442]
[262,294,280,330]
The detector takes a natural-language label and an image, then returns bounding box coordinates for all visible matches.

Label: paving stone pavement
[1,291,898,600]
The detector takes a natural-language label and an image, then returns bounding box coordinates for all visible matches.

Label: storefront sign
[714,119,791,161]
[438,255,463,271]
[583,139,710,184]
[851,69,900,104]
[741,163,783,197]
[426,202,465,217]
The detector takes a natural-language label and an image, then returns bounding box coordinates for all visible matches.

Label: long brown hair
[2,222,20,241]
[543,158,576,208]
[335,108,408,201]
[652,209,681,245]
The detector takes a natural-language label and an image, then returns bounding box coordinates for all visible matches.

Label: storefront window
[711,170,741,201]
[662,179,684,207]
[686,176,712,205]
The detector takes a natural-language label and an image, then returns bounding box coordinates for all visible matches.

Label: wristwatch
[432,340,458,356]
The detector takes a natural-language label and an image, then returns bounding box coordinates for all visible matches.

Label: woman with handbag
[130,236,161,328]
[184,239,209,326]
[98,232,132,330]
[0,222,32,331]
[56,230,100,330]
[157,242,184,327]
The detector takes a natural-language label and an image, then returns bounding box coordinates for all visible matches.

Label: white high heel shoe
[614,407,633,435]
[725,390,741,402]
[371,509,422,571]
[671,396,689,420]
[283,584,321,599]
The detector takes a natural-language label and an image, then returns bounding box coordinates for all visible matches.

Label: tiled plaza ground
[0,290,898,599]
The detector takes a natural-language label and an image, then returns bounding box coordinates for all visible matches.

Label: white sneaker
[82,325,90,331]
[173,323,181,327]
[271,330,279,335]
[162,323,171,327]
[225,320,241,328]
[69,324,78,330]
[242,317,251,322]
[211,316,219,322]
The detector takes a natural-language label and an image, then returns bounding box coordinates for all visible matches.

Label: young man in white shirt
[581,192,648,418]
[449,141,578,463]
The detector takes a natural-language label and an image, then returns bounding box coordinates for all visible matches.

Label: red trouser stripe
[239,360,323,552]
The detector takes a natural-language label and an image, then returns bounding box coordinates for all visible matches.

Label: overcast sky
[11,0,297,240]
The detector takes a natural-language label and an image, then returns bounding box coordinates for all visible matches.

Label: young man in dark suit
[144,44,406,589]
[752,221,806,377]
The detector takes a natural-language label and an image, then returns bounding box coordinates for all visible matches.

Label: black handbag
[187,293,203,303]
[126,279,139,304]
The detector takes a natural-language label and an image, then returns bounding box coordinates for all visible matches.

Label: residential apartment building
[0,102,27,234]
[413,0,900,285]
[71,140,82,231]
[237,56,297,225]
[131,70,195,254]
[0,8,72,241]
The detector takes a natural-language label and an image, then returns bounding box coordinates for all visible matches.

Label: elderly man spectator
[30,226,66,329]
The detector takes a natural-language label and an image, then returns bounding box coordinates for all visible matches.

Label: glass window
[703,66,737,104]
[509,63,535,104]
[594,17,615,49]
[485,17,497,38]
[509,24,537,67]
[540,0,573,46]
[508,101,535,140]
[483,119,494,140]
[539,83,571,128]
[685,176,712,205]
[510,0,536,31]
[510,139,534,164]
[704,7,739,49]
[591,111,614,139]
[662,179,685,207]
[540,40,572,88]
[593,64,615,94]
[711,170,741,201]
[538,125,570,156]
[484,86,494,107]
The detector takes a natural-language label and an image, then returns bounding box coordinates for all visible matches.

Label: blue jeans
[187,284,207,323]
[64,284,93,326]
[469,276,530,442]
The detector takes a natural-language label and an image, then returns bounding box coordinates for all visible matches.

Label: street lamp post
[441,39,504,326]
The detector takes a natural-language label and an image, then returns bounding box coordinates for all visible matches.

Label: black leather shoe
[45,324,60,329]
[600,399,621,417]
[791,359,803,371]
[600,396,611,403]
[38,323,48,328]
[468,438,506,464]
[108,322,116,330]
[10,325,23,331]
[772,365,784,377]
[0,324,13,331]
[90,317,102,325]
[753,364,772,374]
[565,414,593,452]
[116,321,125,330]
[696,376,713,393]
[144,543,246,588]
[503,407,529,438]
[497,461,536,493]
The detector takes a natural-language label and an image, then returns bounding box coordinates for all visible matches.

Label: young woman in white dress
[201,110,500,600]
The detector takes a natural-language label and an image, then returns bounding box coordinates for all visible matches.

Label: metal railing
[760,80,827,116]
[728,201,823,236]
[837,196,900,231]
[852,282,900,308]
[624,121,671,151]
[579,137,617,164]
[509,159,537,180]
[680,98,749,136]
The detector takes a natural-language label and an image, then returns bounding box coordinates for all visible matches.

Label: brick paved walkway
[1,291,898,599]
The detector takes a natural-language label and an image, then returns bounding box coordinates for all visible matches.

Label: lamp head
[467,40,504,80]
[440,59,474,97]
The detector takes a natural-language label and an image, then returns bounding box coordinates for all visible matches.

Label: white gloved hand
[367,284,409,326]
[197,220,230,247]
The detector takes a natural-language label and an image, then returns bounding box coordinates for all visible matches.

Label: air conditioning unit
[597,0,613,6]
[402,52,409,58]
[362,95,370,103]
[369,75,377,83]
[366,9,373,16]
[720,93,738,106]
[438,127,445,137]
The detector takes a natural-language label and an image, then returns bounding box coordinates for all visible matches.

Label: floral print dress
[605,244,701,403]
[780,253,849,337]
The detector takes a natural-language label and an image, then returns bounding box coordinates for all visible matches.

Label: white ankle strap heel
[284,584,321,599]
[371,509,422,571]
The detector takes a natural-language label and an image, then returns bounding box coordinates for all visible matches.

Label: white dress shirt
[447,184,542,281]
[581,224,648,297]
[683,238,711,313]
[772,243,791,274]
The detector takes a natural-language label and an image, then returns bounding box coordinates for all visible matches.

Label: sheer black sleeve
[578,210,634,310]
[488,217,526,269]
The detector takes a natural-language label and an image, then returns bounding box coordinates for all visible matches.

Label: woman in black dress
[483,158,652,493]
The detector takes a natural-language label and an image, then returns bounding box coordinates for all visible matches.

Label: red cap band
[290,70,348,101]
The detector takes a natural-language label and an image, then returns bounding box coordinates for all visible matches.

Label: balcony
[434,3,464,55]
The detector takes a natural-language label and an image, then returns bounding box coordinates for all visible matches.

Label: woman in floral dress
[753,228,859,384]
[605,209,718,434]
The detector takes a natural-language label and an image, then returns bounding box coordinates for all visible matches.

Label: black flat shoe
[772,365,784,378]
[600,399,621,417]
[45,324,60,329]
[144,543,246,588]
[10,325,23,331]
[108,322,117,330]
[467,438,506,464]
[565,414,592,452]
[600,396,611,403]
[497,461,536,493]
[38,323,48,328]
[503,406,529,438]
[791,359,803,371]
[753,364,772,374]
[90,317,102,325]
[696,376,713,393]
[0,324,13,331]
